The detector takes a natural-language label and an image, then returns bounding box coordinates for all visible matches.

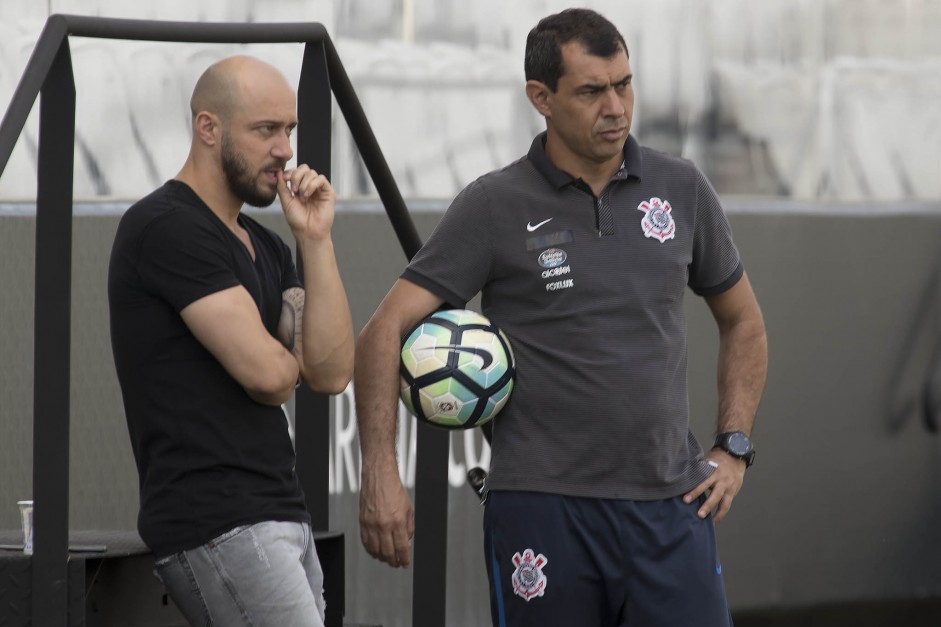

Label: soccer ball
[400,309,515,429]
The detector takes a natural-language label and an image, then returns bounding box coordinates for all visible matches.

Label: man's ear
[525,80,552,118]
[193,111,220,146]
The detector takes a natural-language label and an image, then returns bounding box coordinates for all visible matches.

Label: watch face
[727,432,751,456]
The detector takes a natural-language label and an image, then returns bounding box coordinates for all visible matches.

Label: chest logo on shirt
[511,549,549,601]
[537,248,574,291]
[527,218,553,232]
[638,197,676,243]
[537,248,567,268]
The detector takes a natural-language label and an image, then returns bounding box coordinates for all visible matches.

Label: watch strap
[713,431,755,468]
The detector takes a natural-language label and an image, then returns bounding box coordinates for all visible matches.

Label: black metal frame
[0,14,450,627]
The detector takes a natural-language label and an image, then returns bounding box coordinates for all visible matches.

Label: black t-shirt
[108,180,308,557]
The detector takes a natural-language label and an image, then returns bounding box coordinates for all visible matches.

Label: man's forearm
[715,314,767,434]
[296,236,355,393]
[354,318,405,473]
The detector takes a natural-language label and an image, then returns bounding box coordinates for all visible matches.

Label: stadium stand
[70,39,161,197]
[0,20,40,200]
[121,42,193,185]
[0,0,938,200]
[822,58,941,200]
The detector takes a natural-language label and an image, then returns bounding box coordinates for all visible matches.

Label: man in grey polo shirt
[354,8,767,626]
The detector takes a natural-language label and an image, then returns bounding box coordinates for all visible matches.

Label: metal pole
[32,36,75,627]
[295,40,333,535]
[324,35,423,260]
[411,426,450,627]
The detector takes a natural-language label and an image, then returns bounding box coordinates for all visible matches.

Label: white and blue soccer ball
[400,309,515,429]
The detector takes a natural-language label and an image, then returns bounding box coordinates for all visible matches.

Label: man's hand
[359,464,415,568]
[275,166,354,393]
[277,165,335,241]
[354,280,443,568]
[683,451,746,524]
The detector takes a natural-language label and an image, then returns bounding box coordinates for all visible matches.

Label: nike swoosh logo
[527,218,553,232]
[421,345,494,368]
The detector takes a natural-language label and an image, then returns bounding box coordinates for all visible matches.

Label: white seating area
[708,0,941,199]
[1,0,939,202]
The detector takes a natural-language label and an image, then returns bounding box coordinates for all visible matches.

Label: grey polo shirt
[403,132,743,500]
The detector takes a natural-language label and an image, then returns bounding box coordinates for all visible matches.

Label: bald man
[108,55,353,627]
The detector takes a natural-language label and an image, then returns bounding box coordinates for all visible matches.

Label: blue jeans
[154,521,326,627]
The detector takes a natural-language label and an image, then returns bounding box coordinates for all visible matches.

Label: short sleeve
[137,210,240,312]
[688,171,743,296]
[402,178,494,306]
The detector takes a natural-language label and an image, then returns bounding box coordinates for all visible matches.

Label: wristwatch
[713,431,755,467]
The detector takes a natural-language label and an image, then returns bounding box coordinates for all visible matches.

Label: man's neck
[544,137,623,197]
[175,162,242,228]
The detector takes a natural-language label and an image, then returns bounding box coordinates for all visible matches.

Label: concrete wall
[1,200,941,626]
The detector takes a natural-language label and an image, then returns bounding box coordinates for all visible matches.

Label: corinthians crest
[638,197,676,243]
[511,549,548,601]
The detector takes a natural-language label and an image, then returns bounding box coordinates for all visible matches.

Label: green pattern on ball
[399,309,515,429]
[401,323,452,376]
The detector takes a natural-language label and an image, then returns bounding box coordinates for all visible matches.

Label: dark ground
[734,598,941,627]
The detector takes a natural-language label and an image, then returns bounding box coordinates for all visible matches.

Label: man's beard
[221,132,283,208]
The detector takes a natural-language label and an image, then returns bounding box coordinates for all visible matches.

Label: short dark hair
[524,8,628,92]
